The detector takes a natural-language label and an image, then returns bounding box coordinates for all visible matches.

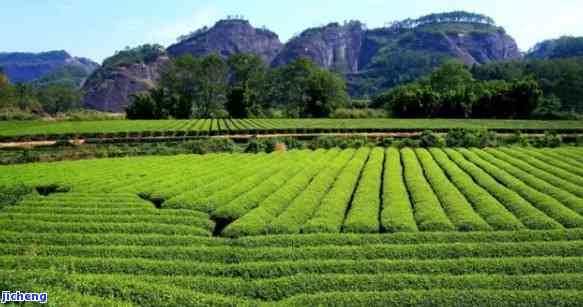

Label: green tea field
[1,119,582,141]
[1,146,583,306]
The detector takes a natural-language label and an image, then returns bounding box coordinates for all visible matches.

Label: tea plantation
[1,147,583,306]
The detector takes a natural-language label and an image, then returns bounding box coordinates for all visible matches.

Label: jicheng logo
[2,291,48,304]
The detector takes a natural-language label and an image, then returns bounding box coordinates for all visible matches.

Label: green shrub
[381,148,418,232]
[301,148,370,233]
[415,148,492,231]
[188,138,237,154]
[393,138,420,148]
[533,131,562,148]
[419,130,445,148]
[461,149,583,228]
[343,148,384,233]
[577,135,583,147]
[444,149,562,230]
[311,136,369,150]
[507,131,531,147]
[0,183,32,209]
[446,129,497,148]
[401,148,455,231]
[380,137,394,147]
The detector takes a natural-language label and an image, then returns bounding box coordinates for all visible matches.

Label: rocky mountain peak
[167,18,283,63]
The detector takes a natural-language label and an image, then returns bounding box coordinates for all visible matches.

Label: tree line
[0,68,83,116]
[374,60,547,119]
[127,54,349,119]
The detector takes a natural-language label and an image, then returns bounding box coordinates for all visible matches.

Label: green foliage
[102,44,165,68]
[35,84,83,115]
[343,148,384,233]
[472,57,583,113]
[446,129,497,148]
[126,93,157,119]
[188,139,237,155]
[312,136,369,149]
[377,62,542,119]
[0,183,32,209]
[532,131,562,148]
[401,148,456,231]
[271,58,349,118]
[419,130,444,147]
[381,148,417,232]
[331,108,387,119]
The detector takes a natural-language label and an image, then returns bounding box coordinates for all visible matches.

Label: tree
[196,54,228,117]
[305,69,349,117]
[35,84,82,114]
[126,93,156,119]
[0,70,15,109]
[226,54,269,117]
[429,60,473,93]
[226,86,247,118]
[270,58,349,118]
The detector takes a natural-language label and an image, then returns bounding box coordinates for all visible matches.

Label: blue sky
[2,0,583,63]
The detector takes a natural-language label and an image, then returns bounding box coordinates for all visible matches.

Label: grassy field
[1,147,583,305]
[1,118,582,140]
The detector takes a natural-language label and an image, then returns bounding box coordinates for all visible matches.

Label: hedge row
[1,206,204,217]
[415,148,491,231]
[465,149,583,227]
[504,148,583,189]
[2,241,583,263]
[0,213,214,231]
[380,148,418,232]
[541,149,583,173]
[0,220,210,236]
[429,149,525,230]
[343,148,385,233]
[485,148,583,207]
[3,256,583,278]
[4,270,583,302]
[267,150,355,234]
[521,148,583,178]
[401,148,455,231]
[182,151,303,213]
[143,153,239,200]
[221,150,341,237]
[162,153,278,210]
[445,149,562,229]
[3,229,583,248]
[303,148,370,233]
[280,289,583,307]
[213,150,328,221]
[0,270,254,307]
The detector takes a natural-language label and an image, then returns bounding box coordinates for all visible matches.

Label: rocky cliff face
[272,21,365,73]
[0,50,98,84]
[82,15,524,111]
[83,55,169,112]
[167,19,283,63]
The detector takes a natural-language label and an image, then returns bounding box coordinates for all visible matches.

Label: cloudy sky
[1,0,582,63]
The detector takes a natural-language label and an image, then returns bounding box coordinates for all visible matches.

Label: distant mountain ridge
[0,50,99,86]
[83,11,526,112]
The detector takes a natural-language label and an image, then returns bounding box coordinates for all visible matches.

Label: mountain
[0,50,99,86]
[84,12,522,112]
[167,19,283,63]
[527,36,583,59]
[272,13,520,97]
[83,45,169,112]
[272,21,366,74]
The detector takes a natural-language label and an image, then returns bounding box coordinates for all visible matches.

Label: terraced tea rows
[1,118,582,140]
[1,147,583,305]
